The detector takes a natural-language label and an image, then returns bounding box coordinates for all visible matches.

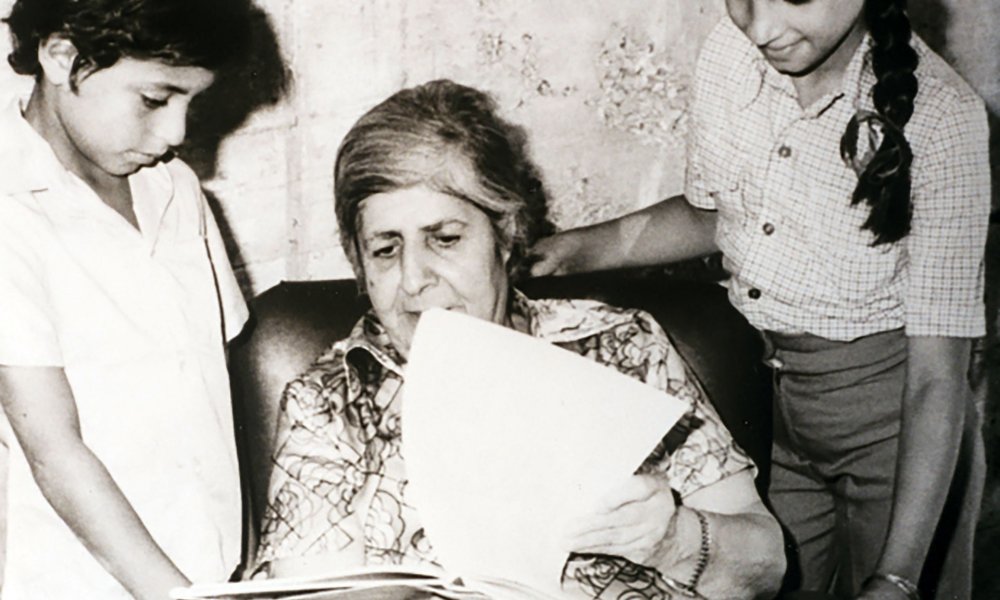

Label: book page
[402,309,688,596]
[171,565,480,599]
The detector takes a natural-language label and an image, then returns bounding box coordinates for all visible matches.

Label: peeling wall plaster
[594,25,690,149]
[0,0,995,291]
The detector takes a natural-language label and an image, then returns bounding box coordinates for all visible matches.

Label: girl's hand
[528,230,588,277]
[564,474,677,567]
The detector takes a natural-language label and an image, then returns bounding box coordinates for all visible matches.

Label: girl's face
[725,0,867,76]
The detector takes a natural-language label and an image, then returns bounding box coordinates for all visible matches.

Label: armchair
[227,268,775,552]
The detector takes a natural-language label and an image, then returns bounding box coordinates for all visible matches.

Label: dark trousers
[762,329,984,599]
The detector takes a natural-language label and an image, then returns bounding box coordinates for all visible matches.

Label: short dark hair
[334,79,554,285]
[5,0,252,86]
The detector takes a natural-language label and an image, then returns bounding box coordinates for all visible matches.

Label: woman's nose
[400,245,436,295]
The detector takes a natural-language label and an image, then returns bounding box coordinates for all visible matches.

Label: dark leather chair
[228,268,774,545]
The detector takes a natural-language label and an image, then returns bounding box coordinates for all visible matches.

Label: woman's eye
[433,234,461,248]
[141,95,169,109]
[371,245,398,259]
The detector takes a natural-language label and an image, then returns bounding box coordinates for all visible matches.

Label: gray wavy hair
[334,79,554,288]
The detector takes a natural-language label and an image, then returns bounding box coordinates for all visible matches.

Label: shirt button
[748,288,762,300]
[762,222,775,236]
[777,145,792,158]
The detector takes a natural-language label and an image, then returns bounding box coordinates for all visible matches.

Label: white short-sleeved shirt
[685,16,991,341]
[0,98,249,598]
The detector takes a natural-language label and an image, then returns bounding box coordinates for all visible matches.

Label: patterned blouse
[255,291,753,597]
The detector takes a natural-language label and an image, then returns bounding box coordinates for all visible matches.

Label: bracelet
[866,572,921,600]
[671,508,710,598]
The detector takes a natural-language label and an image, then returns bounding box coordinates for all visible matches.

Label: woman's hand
[564,473,677,567]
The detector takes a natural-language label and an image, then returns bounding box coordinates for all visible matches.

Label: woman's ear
[36,35,79,88]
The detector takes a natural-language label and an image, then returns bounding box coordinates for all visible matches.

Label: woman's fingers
[591,474,669,514]
[564,475,677,565]
[566,496,655,537]
[567,515,670,565]
[569,523,655,555]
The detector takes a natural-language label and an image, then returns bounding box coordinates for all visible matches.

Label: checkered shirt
[685,16,991,340]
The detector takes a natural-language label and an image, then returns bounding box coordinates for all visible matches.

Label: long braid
[840,0,919,245]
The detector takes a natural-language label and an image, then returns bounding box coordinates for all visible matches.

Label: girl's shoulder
[909,33,985,117]
[912,36,981,101]
[696,15,756,75]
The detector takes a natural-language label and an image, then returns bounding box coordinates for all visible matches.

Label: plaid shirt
[686,16,991,340]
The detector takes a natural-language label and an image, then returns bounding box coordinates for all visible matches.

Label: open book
[173,308,688,599]
[171,564,565,600]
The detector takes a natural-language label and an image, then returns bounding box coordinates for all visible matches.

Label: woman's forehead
[358,186,485,235]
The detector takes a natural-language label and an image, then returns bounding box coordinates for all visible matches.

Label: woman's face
[725,0,866,76]
[357,185,511,360]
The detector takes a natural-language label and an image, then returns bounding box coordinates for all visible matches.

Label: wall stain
[593,24,691,148]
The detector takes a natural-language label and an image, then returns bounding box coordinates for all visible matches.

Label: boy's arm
[0,365,189,600]
[529,195,718,277]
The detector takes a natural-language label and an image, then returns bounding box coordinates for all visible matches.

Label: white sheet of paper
[402,308,688,596]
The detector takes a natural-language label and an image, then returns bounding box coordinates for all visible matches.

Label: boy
[0,0,253,597]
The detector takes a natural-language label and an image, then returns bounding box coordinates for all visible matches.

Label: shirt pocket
[697,144,753,231]
[151,234,223,349]
[815,211,902,305]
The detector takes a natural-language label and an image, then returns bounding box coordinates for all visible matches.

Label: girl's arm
[529,195,719,276]
[0,365,189,600]
[860,337,970,598]
[567,469,785,599]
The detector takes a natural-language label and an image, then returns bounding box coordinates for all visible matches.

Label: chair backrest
[228,270,773,536]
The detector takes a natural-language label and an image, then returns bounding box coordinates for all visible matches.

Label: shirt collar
[0,96,68,195]
[732,25,873,116]
[0,95,178,240]
[339,288,640,382]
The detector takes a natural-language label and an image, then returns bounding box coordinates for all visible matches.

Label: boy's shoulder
[134,156,207,211]
[0,97,52,198]
[161,156,204,194]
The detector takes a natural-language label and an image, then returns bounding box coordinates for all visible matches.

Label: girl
[531,1,990,598]
[0,0,252,598]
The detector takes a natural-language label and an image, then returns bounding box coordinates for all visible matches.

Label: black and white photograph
[0,1,997,598]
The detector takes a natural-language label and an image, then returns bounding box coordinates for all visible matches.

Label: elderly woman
[254,80,785,599]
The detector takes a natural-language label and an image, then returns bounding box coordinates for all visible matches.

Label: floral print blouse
[255,291,753,597]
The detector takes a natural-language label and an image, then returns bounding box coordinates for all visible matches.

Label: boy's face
[44,49,215,179]
[725,0,867,77]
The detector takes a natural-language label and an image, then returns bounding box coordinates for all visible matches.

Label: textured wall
[0,1,725,293]
[0,0,996,294]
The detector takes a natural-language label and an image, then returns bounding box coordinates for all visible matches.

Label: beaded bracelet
[669,508,710,598]
[866,572,921,600]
